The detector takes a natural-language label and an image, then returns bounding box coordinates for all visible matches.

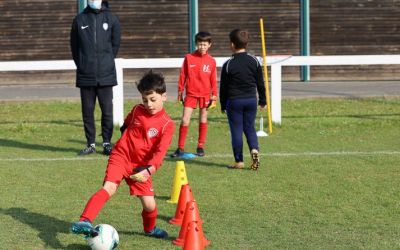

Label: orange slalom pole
[259,18,273,135]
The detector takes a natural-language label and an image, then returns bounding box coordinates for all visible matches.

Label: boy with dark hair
[171,31,217,157]
[71,71,175,239]
[220,29,266,170]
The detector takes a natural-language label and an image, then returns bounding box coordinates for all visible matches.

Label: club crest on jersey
[147,128,158,138]
[103,23,109,31]
[203,65,211,73]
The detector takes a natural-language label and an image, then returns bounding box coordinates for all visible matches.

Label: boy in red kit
[71,71,175,239]
[171,31,217,157]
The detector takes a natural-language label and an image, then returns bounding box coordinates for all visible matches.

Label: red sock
[178,125,189,149]
[142,208,158,233]
[79,188,110,222]
[198,122,208,148]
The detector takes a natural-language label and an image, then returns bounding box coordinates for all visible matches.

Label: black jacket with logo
[70,2,121,88]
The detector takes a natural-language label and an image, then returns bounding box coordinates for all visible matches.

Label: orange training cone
[167,161,188,204]
[183,221,205,250]
[173,201,210,247]
[170,184,194,225]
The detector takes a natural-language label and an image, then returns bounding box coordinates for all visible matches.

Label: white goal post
[1,55,400,126]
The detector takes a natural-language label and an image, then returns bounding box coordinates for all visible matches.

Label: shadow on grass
[68,139,86,145]
[0,207,87,249]
[0,119,82,127]
[155,195,170,201]
[164,154,228,168]
[156,213,174,224]
[0,138,78,153]
[118,229,175,241]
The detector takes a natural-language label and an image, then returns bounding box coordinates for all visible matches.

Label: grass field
[0,97,399,249]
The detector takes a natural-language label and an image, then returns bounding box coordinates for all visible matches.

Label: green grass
[0,98,399,249]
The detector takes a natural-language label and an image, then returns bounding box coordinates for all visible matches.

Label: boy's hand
[207,95,217,109]
[207,100,217,109]
[177,92,183,103]
[130,166,155,183]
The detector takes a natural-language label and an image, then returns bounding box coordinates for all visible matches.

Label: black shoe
[196,147,205,157]
[79,144,96,156]
[103,143,112,156]
[170,148,184,158]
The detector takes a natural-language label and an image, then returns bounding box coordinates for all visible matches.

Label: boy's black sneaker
[103,143,112,156]
[196,147,205,157]
[78,144,96,156]
[170,148,184,158]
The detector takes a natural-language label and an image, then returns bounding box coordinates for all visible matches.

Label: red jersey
[111,104,175,171]
[178,51,217,97]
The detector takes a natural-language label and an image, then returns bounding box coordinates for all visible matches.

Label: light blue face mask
[88,0,102,10]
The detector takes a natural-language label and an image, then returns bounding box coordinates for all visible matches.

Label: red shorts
[184,96,211,109]
[104,153,154,196]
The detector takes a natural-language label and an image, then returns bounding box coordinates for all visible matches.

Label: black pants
[80,86,113,146]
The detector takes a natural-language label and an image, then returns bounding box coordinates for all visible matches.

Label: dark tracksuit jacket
[70,2,121,87]
[219,52,266,111]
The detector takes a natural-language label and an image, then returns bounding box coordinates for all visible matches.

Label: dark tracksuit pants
[80,86,113,146]
[226,97,259,163]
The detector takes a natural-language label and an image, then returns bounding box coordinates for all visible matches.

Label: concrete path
[0,81,399,101]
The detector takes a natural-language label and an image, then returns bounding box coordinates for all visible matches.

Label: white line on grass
[1,150,399,162]
[0,157,102,162]
[210,151,400,158]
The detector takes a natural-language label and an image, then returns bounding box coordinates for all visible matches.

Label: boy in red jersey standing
[71,71,175,238]
[171,31,217,157]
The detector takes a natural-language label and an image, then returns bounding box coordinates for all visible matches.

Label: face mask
[88,0,102,10]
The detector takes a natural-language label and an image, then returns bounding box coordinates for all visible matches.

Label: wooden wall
[310,1,400,80]
[0,0,399,85]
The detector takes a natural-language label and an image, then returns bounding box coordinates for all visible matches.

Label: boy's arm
[130,165,155,182]
[178,57,188,100]
[219,63,228,112]
[130,120,175,183]
[256,63,267,106]
[148,121,175,169]
[210,60,218,98]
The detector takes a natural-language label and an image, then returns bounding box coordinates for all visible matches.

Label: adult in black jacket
[70,0,121,156]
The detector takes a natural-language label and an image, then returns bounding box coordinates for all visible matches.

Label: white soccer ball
[86,224,119,250]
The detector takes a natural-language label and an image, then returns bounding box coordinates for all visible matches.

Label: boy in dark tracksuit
[220,29,266,170]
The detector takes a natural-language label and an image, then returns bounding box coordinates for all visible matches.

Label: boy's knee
[143,203,156,212]
[181,117,191,125]
[103,182,118,196]
[139,196,156,211]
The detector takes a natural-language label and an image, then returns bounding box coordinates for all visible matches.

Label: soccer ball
[86,224,119,250]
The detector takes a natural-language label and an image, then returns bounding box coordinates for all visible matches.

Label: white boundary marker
[1,150,399,162]
[1,55,400,126]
